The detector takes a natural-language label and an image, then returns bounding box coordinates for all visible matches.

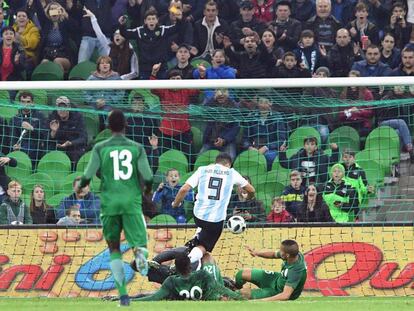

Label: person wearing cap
[279,136,339,185]
[229,0,266,51]
[45,96,87,166]
[322,163,359,223]
[268,1,302,52]
[171,43,194,79]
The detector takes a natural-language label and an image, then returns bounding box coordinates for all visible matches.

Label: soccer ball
[227,216,246,234]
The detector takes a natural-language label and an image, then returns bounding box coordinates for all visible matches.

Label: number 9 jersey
[185,164,248,222]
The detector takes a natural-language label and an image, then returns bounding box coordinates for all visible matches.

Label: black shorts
[194,217,224,252]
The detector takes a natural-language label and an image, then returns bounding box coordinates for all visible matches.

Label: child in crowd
[293,30,327,74]
[281,170,306,218]
[0,181,32,225]
[266,197,293,223]
[152,168,194,223]
[57,205,83,226]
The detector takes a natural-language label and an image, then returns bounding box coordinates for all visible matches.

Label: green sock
[110,252,128,296]
[235,270,246,288]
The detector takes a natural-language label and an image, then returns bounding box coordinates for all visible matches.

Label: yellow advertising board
[0,226,412,297]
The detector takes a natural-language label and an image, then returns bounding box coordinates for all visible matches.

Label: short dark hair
[215,153,232,166]
[282,51,296,61]
[18,91,34,102]
[144,8,158,19]
[1,26,15,36]
[175,252,191,275]
[300,29,314,39]
[276,0,292,10]
[281,239,299,257]
[205,1,218,10]
[168,69,182,79]
[108,109,126,132]
[355,2,368,12]
[303,136,318,145]
[342,148,355,157]
[392,2,406,11]
[366,44,380,52]
[402,46,414,55]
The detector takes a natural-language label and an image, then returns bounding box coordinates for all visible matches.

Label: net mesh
[0,84,413,298]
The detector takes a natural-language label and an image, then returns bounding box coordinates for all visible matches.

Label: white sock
[188,246,203,263]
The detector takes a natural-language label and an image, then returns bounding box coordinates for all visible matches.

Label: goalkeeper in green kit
[78,110,153,306]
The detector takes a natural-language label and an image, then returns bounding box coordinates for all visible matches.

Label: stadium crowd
[0,0,413,226]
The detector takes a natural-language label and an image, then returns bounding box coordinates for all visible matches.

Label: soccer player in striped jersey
[172,153,255,264]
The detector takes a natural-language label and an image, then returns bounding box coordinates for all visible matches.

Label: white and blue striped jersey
[186,164,248,222]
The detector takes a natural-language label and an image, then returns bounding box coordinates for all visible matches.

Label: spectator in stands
[152,168,193,223]
[279,136,340,185]
[224,34,267,78]
[228,175,266,222]
[33,0,78,73]
[229,0,266,51]
[215,0,239,23]
[346,2,380,50]
[119,7,184,79]
[293,30,327,74]
[57,176,100,224]
[83,8,138,80]
[193,1,230,59]
[296,184,333,222]
[29,184,55,224]
[86,56,124,109]
[151,64,199,160]
[181,0,205,24]
[351,44,392,77]
[390,46,414,76]
[268,1,302,52]
[242,97,287,170]
[380,33,401,69]
[252,0,275,23]
[323,163,359,223]
[46,96,87,165]
[0,26,25,81]
[328,28,363,77]
[305,0,341,49]
[259,29,284,77]
[200,89,240,160]
[363,0,393,32]
[303,66,337,98]
[0,181,32,225]
[56,205,83,225]
[12,9,40,77]
[331,0,355,26]
[291,0,315,24]
[341,149,374,204]
[0,153,16,203]
[9,91,46,163]
[171,43,194,79]
[271,51,312,84]
[78,0,112,63]
[126,93,160,171]
[126,0,170,28]
[338,70,374,137]
[281,170,306,218]
[266,197,293,223]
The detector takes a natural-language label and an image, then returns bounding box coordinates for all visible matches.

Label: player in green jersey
[235,239,307,301]
[135,252,243,301]
[78,110,153,306]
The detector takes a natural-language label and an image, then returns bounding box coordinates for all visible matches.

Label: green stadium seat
[330,126,360,151]
[31,62,64,81]
[357,159,385,187]
[158,150,188,176]
[0,91,18,120]
[288,126,321,150]
[94,129,112,144]
[47,193,68,208]
[191,126,203,153]
[5,151,32,182]
[149,214,177,225]
[181,171,194,183]
[194,150,220,170]
[23,172,55,199]
[76,151,92,173]
[187,217,195,224]
[69,61,96,80]
[356,149,392,175]
[83,114,100,144]
[365,126,400,165]
[270,157,291,185]
[37,151,72,190]
[233,150,267,187]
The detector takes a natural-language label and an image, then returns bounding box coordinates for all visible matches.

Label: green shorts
[101,213,147,248]
[249,269,282,299]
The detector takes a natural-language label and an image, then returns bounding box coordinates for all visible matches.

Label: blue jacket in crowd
[56,192,101,224]
[351,60,392,77]
[152,184,194,219]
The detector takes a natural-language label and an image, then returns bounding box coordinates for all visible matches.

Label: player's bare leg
[107,241,130,306]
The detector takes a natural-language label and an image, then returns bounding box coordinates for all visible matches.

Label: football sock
[110,252,128,297]
[188,246,203,263]
[235,270,246,288]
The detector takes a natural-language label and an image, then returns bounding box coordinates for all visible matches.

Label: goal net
[0,78,412,298]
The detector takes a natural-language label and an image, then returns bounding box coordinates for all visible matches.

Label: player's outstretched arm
[259,285,294,301]
[172,183,192,208]
[135,284,171,301]
[246,246,279,259]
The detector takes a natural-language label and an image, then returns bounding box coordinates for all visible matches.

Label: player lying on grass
[134,252,243,301]
[235,239,307,301]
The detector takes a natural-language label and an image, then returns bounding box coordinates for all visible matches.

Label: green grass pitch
[0,297,412,311]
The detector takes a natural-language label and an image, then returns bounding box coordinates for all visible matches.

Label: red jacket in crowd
[253,0,275,23]
[266,209,293,223]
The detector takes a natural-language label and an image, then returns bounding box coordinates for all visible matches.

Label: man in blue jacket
[351,44,392,77]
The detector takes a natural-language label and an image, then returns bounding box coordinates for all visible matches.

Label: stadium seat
[288,126,321,150]
[47,193,68,208]
[69,61,96,80]
[94,129,112,144]
[270,157,290,185]
[181,171,194,183]
[330,126,360,151]
[5,151,33,182]
[158,149,188,176]
[23,172,55,199]
[128,89,160,111]
[37,151,72,190]
[191,126,203,153]
[83,114,100,143]
[357,159,385,187]
[0,91,18,120]
[194,150,220,170]
[76,151,92,173]
[365,126,400,165]
[149,214,177,225]
[356,149,392,175]
[233,150,267,186]
[31,62,64,81]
